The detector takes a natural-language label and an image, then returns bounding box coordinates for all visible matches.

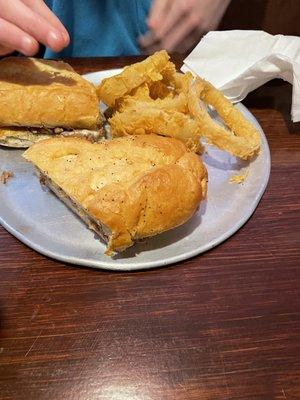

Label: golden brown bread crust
[0,57,102,130]
[23,135,207,254]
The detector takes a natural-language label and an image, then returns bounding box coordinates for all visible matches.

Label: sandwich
[23,134,207,255]
[0,57,103,147]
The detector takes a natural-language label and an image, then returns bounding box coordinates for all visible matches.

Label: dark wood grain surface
[0,56,299,400]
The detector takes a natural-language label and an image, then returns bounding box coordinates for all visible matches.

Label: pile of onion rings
[97,50,260,160]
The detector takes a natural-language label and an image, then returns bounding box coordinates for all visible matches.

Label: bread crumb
[229,171,248,184]
[0,171,14,184]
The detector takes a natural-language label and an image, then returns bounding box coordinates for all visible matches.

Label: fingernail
[21,36,36,55]
[47,30,63,50]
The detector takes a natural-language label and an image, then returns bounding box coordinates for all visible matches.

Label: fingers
[139,31,157,49]
[0,0,68,52]
[141,0,194,52]
[21,0,69,43]
[158,14,200,52]
[141,0,231,54]
[139,1,183,50]
[147,0,170,30]
[0,17,39,56]
[0,45,15,56]
[151,2,186,40]
[140,7,200,53]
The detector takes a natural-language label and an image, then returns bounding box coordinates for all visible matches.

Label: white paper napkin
[182,30,300,122]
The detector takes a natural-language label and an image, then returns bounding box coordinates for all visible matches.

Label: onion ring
[188,78,260,160]
[97,50,170,107]
[109,107,203,154]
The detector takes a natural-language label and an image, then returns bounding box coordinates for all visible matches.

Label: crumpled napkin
[181,30,300,122]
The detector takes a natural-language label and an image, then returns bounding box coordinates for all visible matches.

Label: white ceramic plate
[0,69,270,271]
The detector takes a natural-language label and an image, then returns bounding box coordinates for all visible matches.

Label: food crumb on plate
[0,171,14,184]
[229,171,248,184]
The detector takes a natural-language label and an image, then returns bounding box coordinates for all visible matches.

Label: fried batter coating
[109,107,203,154]
[175,72,194,92]
[160,61,177,84]
[99,51,260,160]
[130,83,152,100]
[148,81,175,99]
[188,78,260,160]
[97,50,170,107]
[114,83,152,111]
[118,92,188,114]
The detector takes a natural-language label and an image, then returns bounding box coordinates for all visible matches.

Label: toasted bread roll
[23,135,207,255]
[0,57,102,131]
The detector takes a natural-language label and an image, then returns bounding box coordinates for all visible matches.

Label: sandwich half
[0,57,103,147]
[23,135,207,255]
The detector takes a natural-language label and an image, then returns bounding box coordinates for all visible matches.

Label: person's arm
[139,0,231,53]
[0,0,69,56]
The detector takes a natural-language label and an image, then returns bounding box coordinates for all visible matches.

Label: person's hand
[0,0,69,56]
[139,0,231,53]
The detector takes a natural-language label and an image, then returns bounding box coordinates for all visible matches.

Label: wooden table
[0,57,299,400]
